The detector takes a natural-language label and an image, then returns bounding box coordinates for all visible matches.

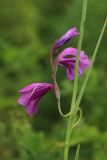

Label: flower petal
[66,67,75,80]
[58,48,77,61]
[80,52,90,68]
[52,28,79,52]
[28,83,54,100]
[18,82,54,116]
[26,100,39,116]
[58,47,90,80]
[17,92,31,106]
[19,83,37,93]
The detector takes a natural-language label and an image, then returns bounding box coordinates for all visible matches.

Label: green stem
[64,0,88,160]
[76,17,107,109]
[74,144,80,160]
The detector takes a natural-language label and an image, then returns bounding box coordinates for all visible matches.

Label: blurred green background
[0,0,107,159]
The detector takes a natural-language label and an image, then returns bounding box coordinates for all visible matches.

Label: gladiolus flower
[17,83,54,116]
[52,27,79,52]
[58,47,90,80]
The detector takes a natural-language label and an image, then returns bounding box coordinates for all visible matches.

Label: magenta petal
[58,48,77,60]
[78,68,83,76]
[52,28,79,52]
[58,47,90,80]
[26,100,39,116]
[66,68,75,80]
[18,82,54,116]
[17,93,31,106]
[80,52,90,68]
[19,83,37,93]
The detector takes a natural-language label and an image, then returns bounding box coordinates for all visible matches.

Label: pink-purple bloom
[52,27,79,52]
[17,83,54,116]
[58,48,90,80]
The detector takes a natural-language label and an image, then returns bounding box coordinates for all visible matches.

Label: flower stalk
[64,0,88,160]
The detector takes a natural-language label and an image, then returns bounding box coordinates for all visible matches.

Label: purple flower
[17,83,54,116]
[58,48,90,80]
[52,27,79,52]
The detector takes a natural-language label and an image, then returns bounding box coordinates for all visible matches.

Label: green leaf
[74,144,80,160]
[76,17,107,108]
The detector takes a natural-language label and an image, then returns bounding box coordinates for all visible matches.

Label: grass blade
[74,144,80,160]
[76,17,107,108]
